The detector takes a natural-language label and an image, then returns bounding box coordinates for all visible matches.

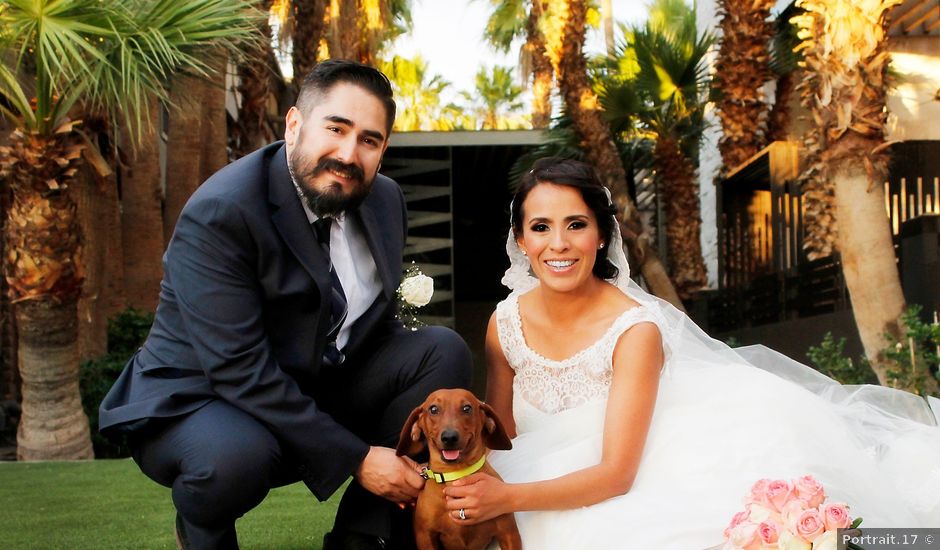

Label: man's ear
[284,106,302,147]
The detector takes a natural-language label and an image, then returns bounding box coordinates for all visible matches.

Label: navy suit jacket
[99,142,408,500]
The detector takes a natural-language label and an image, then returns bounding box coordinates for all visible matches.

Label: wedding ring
[458,508,467,520]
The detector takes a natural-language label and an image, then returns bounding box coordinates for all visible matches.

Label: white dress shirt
[291,182,383,351]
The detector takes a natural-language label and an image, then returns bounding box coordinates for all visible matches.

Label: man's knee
[172,431,281,525]
[138,403,285,526]
[414,326,472,388]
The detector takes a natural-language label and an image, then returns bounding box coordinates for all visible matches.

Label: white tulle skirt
[488,346,940,550]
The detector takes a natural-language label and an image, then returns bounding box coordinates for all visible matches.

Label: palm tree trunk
[526,2,553,129]
[714,0,774,174]
[326,0,360,61]
[236,0,278,157]
[767,70,795,142]
[0,124,17,405]
[120,104,165,311]
[163,57,229,243]
[1,130,93,460]
[15,298,93,460]
[600,0,615,56]
[76,147,125,361]
[831,162,920,389]
[548,0,684,309]
[654,137,708,299]
[292,0,327,85]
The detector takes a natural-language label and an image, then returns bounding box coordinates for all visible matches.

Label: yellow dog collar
[422,455,486,484]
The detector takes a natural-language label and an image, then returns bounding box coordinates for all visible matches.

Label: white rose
[778,529,811,550]
[400,274,434,307]
[811,530,837,550]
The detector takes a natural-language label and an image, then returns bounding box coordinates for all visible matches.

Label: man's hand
[354,446,425,505]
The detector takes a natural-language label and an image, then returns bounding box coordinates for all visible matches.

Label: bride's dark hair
[511,157,619,280]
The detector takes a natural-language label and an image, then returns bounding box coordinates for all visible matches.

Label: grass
[0,458,342,549]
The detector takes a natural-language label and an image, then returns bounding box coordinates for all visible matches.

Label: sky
[388,0,650,105]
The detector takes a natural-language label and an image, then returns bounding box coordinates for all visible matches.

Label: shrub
[884,305,940,397]
[80,308,154,458]
[807,332,878,385]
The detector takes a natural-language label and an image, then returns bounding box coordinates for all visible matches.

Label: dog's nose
[440,429,460,447]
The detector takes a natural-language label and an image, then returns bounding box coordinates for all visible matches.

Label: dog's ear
[480,402,513,451]
[396,405,427,457]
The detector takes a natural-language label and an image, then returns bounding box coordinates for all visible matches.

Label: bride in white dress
[440,158,940,549]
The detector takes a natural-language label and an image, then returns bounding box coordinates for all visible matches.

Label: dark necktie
[312,217,348,366]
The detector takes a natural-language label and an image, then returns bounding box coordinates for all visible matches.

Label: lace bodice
[495,293,662,420]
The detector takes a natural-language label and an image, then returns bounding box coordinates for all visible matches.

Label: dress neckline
[509,293,645,368]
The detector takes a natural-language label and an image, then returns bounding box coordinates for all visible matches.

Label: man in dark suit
[99,60,472,550]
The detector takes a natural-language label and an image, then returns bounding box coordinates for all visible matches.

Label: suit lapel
[267,146,332,332]
[343,190,400,354]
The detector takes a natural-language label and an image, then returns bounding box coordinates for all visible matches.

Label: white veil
[501,191,940,523]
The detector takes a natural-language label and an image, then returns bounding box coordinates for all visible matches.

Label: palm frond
[483,0,527,52]
[0,62,35,126]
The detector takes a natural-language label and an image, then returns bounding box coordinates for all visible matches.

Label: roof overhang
[388,130,548,148]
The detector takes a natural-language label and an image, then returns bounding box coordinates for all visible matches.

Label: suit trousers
[132,325,472,550]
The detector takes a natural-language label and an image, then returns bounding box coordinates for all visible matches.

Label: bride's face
[517,183,604,293]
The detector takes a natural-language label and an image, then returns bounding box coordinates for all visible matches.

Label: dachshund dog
[396,389,522,550]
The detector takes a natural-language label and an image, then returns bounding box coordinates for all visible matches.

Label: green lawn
[0,459,341,549]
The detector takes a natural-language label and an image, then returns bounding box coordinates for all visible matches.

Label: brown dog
[396,389,522,550]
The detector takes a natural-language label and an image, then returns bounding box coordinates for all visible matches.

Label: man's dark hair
[511,157,620,281]
[295,59,397,135]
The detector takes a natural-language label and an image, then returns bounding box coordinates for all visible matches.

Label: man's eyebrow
[322,115,386,142]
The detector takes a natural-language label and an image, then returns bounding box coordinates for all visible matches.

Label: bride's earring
[598,242,605,249]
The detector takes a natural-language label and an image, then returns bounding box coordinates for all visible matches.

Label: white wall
[696,0,722,289]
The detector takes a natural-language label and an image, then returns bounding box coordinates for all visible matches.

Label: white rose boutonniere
[397,264,434,330]
[400,272,434,307]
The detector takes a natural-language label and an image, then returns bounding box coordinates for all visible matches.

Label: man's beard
[288,151,372,218]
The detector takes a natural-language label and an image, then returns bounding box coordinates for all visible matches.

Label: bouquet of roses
[722,475,861,550]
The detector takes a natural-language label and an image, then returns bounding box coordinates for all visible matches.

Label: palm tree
[713,0,775,174]
[791,0,935,393]
[233,0,281,157]
[0,0,260,460]
[379,55,467,131]
[484,0,554,128]
[539,0,683,308]
[324,0,411,65]
[291,0,327,85]
[461,65,526,130]
[612,5,713,299]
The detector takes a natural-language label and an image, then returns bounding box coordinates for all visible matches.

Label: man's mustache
[310,157,365,184]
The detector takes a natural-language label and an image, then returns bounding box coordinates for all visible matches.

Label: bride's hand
[442,472,510,525]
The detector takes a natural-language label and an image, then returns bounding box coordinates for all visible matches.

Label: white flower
[811,530,837,550]
[778,530,811,550]
[400,273,434,307]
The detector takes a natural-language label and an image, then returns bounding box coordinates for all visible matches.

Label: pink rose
[747,479,772,505]
[781,498,810,532]
[793,475,826,508]
[795,509,826,542]
[766,479,794,512]
[728,522,761,550]
[725,509,751,539]
[821,502,851,531]
[758,521,781,545]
